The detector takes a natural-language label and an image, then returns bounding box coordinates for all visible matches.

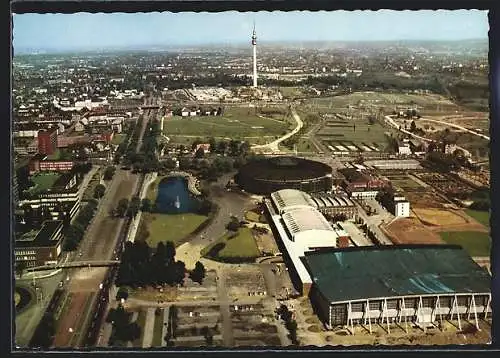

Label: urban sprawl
[13,32,491,349]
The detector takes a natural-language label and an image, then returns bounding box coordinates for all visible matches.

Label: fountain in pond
[174,195,181,209]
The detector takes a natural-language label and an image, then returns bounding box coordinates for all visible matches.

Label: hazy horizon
[13,10,488,54]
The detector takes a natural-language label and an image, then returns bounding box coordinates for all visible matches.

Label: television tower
[251,23,258,88]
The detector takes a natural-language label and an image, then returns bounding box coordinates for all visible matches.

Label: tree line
[115,240,206,287]
[62,199,99,251]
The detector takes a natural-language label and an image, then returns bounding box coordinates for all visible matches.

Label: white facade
[395,200,410,218]
[350,190,379,199]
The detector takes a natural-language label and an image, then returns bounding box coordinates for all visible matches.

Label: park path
[142,308,155,348]
[251,107,303,153]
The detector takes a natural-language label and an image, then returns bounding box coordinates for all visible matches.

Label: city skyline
[13,10,488,54]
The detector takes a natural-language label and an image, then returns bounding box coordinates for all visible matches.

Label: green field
[202,227,260,260]
[163,106,290,142]
[465,209,490,227]
[141,212,208,248]
[152,309,165,347]
[111,134,127,145]
[15,291,21,306]
[439,231,491,257]
[29,172,61,194]
[318,121,390,151]
[307,92,458,111]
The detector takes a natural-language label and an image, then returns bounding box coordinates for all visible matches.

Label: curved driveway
[251,107,303,153]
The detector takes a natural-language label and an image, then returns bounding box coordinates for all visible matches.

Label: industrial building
[363,159,422,171]
[265,189,351,295]
[28,154,74,174]
[15,220,64,267]
[270,189,356,219]
[37,128,58,155]
[339,167,387,199]
[303,245,491,333]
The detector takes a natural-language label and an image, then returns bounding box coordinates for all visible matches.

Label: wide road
[51,107,155,348]
[251,106,303,153]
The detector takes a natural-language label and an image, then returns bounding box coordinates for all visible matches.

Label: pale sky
[13,10,489,52]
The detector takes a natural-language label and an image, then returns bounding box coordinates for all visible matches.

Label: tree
[15,260,27,278]
[116,287,129,301]
[103,166,116,180]
[216,141,227,155]
[141,198,152,212]
[116,198,129,218]
[190,261,206,284]
[127,196,141,218]
[226,216,240,232]
[208,137,217,153]
[410,120,417,133]
[93,184,106,199]
[165,241,176,264]
[194,147,205,158]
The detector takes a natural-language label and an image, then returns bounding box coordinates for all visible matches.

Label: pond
[155,176,200,214]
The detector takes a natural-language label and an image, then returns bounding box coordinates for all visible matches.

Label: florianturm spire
[251,22,257,87]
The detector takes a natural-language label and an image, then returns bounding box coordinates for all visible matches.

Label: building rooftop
[271,189,317,213]
[311,194,354,208]
[16,220,63,248]
[281,206,334,236]
[302,245,491,304]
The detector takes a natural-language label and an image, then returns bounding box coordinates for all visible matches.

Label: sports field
[439,231,491,257]
[317,119,389,151]
[162,106,290,143]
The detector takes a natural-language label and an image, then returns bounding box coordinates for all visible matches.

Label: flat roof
[16,220,63,248]
[271,189,317,213]
[282,206,334,235]
[302,245,491,303]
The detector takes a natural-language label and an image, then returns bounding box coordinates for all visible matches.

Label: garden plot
[231,304,282,347]
[173,305,223,347]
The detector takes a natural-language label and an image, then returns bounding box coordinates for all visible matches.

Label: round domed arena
[236,156,333,195]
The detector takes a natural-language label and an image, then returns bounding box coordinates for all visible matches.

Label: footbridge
[26,260,120,272]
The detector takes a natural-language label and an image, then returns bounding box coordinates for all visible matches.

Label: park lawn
[29,172,61,194]
[465,209,490,227]
[439,231,491,257]
[202,227,260,260]
[152,310,165,347]
[220,227,260,258]
[142,212,208,248]
[111,134,127,145]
